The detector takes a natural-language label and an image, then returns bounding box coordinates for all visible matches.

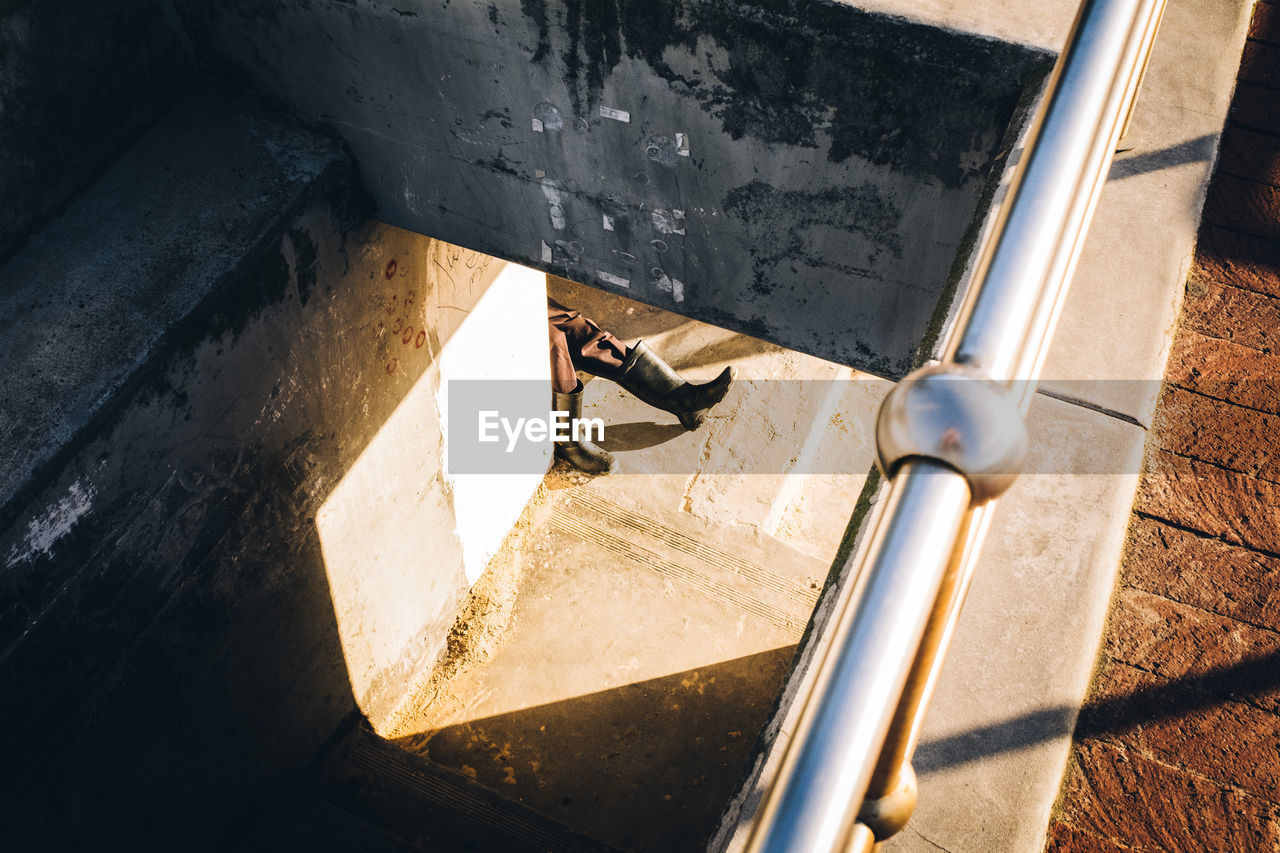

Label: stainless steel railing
[744,0,1167,850]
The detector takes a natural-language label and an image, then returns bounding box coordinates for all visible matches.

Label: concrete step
[0,83,349,546]
[547,274,887,563]
[0,84,369,848]
[382,467,836,852]
[0,70,555,849]
[307,724,620,853]
[231,790,428,853]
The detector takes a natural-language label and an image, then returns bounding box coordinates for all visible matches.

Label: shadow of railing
[1109,133,1217,180]
[916,646,1280,772]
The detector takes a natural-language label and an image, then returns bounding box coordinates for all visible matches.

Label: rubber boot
[552,381,617,474]
[615,340,736,430]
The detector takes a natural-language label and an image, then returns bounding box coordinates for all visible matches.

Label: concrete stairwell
[1,0,1259,851]
[2,3,873,847]
[0,2,1004,849]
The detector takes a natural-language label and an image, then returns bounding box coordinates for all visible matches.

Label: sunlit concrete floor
[382,277,888,851]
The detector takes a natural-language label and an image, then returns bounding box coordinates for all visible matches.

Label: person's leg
[547,306,616,473]
[613,340,736,430]
[547,298,628,379]
[545,297,737,472]
[547,309,581,395]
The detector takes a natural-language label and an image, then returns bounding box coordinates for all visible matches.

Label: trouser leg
[547,298,629,392]
[546,299,620,472]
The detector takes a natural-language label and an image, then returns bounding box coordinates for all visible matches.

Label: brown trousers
[547,298,628,393]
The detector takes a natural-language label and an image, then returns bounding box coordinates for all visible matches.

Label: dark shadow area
[0,159,489,850]
[1109,133,1217,180]
[550,275,696,346]
[389,647,799,853]
[915,648,1280,772]
[549,274,798,373]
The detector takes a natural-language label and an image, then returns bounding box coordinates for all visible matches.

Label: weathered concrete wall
[0,0,196,262]
[0,87,543,849]
[176,0,1050,377]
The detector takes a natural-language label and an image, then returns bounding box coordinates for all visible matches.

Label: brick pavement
[1045,3,1280,850]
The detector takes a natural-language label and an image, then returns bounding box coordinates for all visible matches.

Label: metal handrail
[743,1,1167,850]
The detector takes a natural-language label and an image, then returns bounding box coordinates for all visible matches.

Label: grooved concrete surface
[1046,4,1280,849]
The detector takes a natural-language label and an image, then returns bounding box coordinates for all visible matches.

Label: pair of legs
[546,297,735,473]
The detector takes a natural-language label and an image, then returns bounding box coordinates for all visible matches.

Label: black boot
[615,340,736,430]
[552,381,617,474]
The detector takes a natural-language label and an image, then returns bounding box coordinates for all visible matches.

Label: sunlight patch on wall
[316,251,549,726]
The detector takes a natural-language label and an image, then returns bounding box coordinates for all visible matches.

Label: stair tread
[384,483,812,851]
[0,85,345,516]
[232,793,429,853]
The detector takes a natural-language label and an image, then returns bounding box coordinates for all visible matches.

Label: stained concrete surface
[712,394,1146,853]
[175,0,1050,377]
[1036,0,1256,425]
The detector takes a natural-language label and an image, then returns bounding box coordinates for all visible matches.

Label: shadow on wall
[0,180,533,850]
[547,274,796,374]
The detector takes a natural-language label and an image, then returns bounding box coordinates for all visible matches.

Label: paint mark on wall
[533,102,563,131]
[600,105,630,123]
[5,480,95,567]
[540,179,567,230]
[651,208,685,235]
[651,267,673,294]
[596,270,630,288]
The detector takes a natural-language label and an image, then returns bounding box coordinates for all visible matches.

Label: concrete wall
[175,0,1051,377]
[0,105,546,846]
[0,0,196,262]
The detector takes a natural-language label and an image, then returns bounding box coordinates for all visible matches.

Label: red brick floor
[1045,3,1280,850]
